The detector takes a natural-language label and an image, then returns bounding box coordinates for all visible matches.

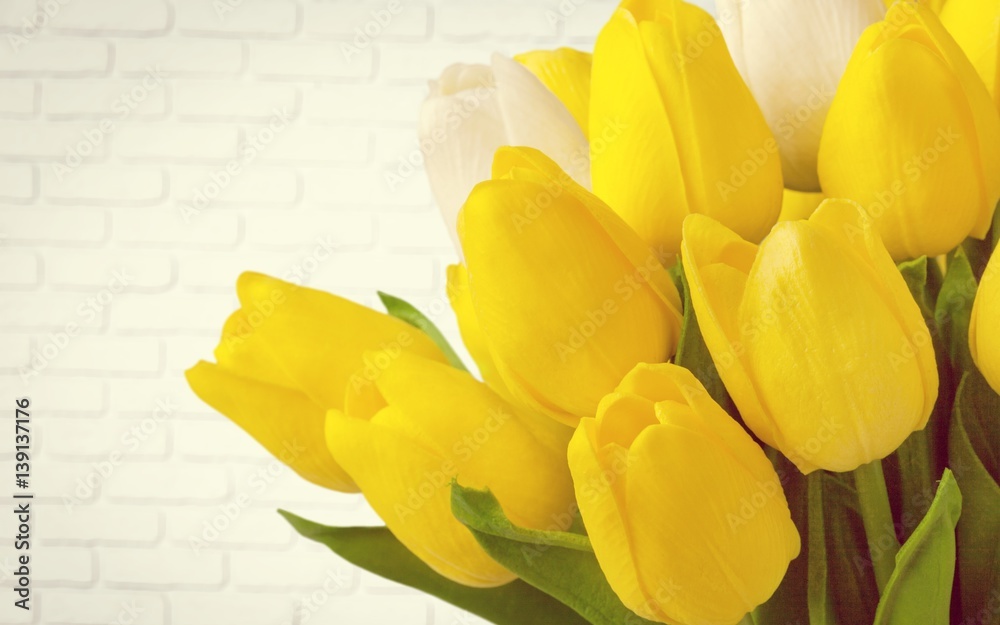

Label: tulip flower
[186,272,449,492]
[590,0,783,258]
[971,247,1000,394]
[327,351,576,588]
[459,146,683,426]
[940,0,1000,111]
[569,363,800,625]
[778,188,825,222]
[818,1,1000,260]
[420,52,590,255]
[514,48,592,139]
[716,0,884,191]
[681,199,939,473]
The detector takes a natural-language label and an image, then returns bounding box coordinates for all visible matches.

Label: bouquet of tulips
[186,0,1000,623]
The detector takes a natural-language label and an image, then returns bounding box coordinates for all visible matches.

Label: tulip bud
[940,0,1000,111]
[717,0,884,191]
[971,247,1000,394]
[420,53,590,255]
[458,146,683,426]
[185,272,449,492]
[327,351,576,588]
[818,1,1000,260]
[569,363,800,625]
[590,0,783,258]
[682,199,939,473]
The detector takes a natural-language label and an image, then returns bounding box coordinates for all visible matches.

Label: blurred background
[0,0,713,623]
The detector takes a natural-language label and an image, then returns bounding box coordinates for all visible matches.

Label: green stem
[736,613,756,625]
[853,459,899,594]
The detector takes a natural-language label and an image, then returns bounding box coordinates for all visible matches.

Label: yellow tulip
[327,351,576,588]
[185,272,449,492]
[515,48,592,138]
[940,0,1000,110]
[971,247,1000,393]
[818,1,1000,260]
[458,146,683,426]
[681,199,938,473]
[590,0,783,258]
[778,188,825,222]
[569,363,800,625]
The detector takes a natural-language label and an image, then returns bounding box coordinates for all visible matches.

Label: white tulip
[419,53,590,256]
[717,0,884,191]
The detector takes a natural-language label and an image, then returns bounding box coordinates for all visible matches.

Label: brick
[0,335,30,370]
[47,336,163,375]
[175,251,306,290]
[113,207,241,249]
[256,125,370,165]
[49,0,170,33]
[104,461,230,502]
[111,293,236,333]
[173,419,262,459]
[116,124,239,161]
[34,503,160,544]
[106,379,192,415]
[305,84,423,124]
[229,461,359,509]
[171,592,295,625]
[31,547,93,585]
[42,414,168,459]
[167,506,294,550]
[116,39,244,77]
[164,335,223,373]
[175,81,299,120]
[436,2,557,39]
[310,253,434,291]
[0,206,107,245]
[377,43,479,83]
[307,164,432,209]
[0,249,39,286]
[45,250,174,291]
[41,590,164,625]
[0,293,105,331]
[0,39,110,75]
[0,121,110,158]
[171,165,299,207]
[251,42,373,80]
[0,0,37,29]
[562,3,616,40]
[43,166,165,204]
[242,210,373,248]
[44,79,167,118]
[304,1,429,39]
[0,376,106,414]
[0,163,34,201]
[176,0,299,36]
[376,212,451,250]
[0,80,36,116]
[102,547,225,588]
[308,593,429,624]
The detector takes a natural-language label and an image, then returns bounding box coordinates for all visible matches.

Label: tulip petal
[590,7,690,255]
[326,409,515,588]
[681,215,784,453]
[461,177,680,423]
[779,189,825,222]
[971,250,1000,392]
[186,361,357,492]
[514,48,592,138]
[213,308,295,387]
[941,0,1000,111]
[446,264,512,397]
[491,53,591,188]
[235,272,447,411]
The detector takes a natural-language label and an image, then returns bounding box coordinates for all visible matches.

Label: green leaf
[935,250,978,375]
[899,256,935,320]
[279,510,588,625]
[673,259,734,414]
[873,470,962,625]
[451,484,658,625]
[950,371,1000,625]
[377,291,468,371]
[451,485,593,552]
[807,471,879,625]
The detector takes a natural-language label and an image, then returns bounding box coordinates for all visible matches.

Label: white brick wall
[0,1,715,623]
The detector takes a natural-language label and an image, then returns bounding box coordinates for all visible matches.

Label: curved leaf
[280,510,587,625]
[451,484,657,625]
[378,291,469,371]
[873,470,962,625]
